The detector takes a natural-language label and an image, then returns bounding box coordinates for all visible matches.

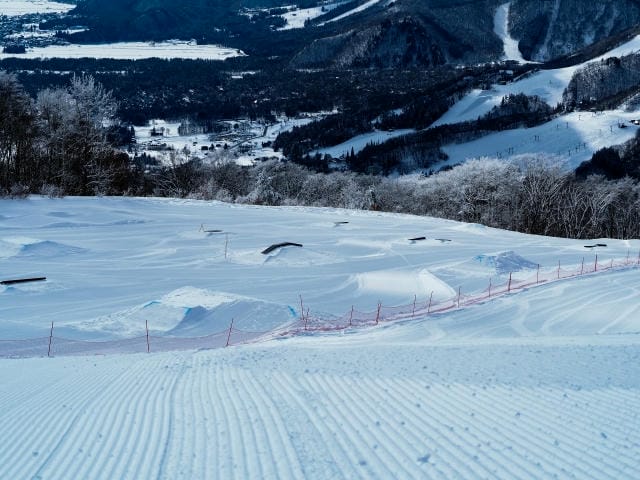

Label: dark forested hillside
[510,0,640,62]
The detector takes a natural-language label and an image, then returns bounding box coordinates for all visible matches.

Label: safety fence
[1,253,638,358]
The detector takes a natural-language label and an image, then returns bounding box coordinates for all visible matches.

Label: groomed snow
[440,109,640,170]
[314,128,414,158]
[0,0,74,16]
[0,41,246,60]
[1,197,639,479]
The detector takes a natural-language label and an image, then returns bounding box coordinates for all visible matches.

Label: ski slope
[435,34,640,127]
[1,197,639,479]
[314,128,414,158]
[319,0,384,25]
[441,110,640,170]
[277,2,346,30]
[493,2,530,63]
[430,32,640,169]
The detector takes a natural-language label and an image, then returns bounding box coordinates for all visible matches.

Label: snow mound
[1,238,85,259]
[19,240,86,257]
[0,240,22,260]
[169,299,294,336]
[474,251,538,274]
[356,269,455,300]
[71,287,295,338]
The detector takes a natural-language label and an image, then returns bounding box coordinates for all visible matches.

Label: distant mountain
[510,0,640,61]
[291,0,505,69]
[62,0,640,68]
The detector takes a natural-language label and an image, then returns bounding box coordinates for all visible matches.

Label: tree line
[152,155,640,240]
[0,72,134,196]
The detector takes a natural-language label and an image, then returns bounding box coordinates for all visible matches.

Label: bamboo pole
[226,318,235,347]
[146,320,150,353]
[47,322,54,358]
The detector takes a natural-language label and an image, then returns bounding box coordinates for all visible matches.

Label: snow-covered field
[0,40,245,60]
[277,1,345,30]
[1,196,639,478]
[0,0,73,16]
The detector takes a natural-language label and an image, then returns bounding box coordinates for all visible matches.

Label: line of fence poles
[10,252,640,359]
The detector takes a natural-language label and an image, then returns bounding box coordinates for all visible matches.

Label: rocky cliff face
[509,0,640,62]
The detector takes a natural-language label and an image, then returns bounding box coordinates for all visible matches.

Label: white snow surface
[0,0,73,16]
[441,110,640,170]
[493,2,530,63]
[278,2,345,30]
[1,197,639,479]
[314,128,414,158]
[431,33,640,168]
[0,41,245,60]
[435,34,640,128]
[319,0,383,25]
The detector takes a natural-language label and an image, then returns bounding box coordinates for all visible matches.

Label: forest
[3,69,640,241]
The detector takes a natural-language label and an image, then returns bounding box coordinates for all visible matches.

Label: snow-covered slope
[493,2,530,63]
[435,34,640,128]
[0,197,639,479]
[431,33,640,168]
[314,128,414,158]
[319,0,384,25]
[440,110,640,170]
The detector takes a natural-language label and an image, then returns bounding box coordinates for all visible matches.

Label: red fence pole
[226,318,235,347]
[508,272,512,293]
[146,320,150,353]
[375,302,381,325]
[47,321,54,358]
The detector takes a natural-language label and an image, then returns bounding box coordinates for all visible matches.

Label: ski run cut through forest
[0,196,639,479]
